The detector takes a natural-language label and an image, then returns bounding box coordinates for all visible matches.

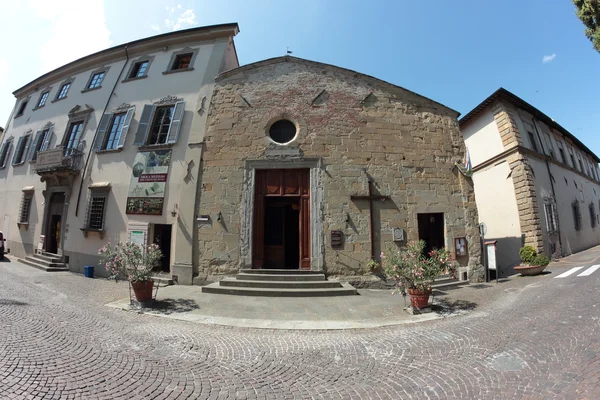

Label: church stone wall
[196,58,481,284]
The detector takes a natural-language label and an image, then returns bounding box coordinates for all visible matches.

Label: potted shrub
[99,241,162,302]
[514,245,550,276]
[382,240,455,309]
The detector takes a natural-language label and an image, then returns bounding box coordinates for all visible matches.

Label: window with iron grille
[544,201,558,233]
[590,202,596,229]
[18,192,33,223]
[84,191,108,231]
[573,200,582,231]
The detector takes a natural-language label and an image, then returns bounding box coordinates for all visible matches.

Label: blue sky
[1,0,599,155]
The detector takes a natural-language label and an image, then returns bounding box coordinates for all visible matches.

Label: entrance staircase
[19,252,69,272]
[432,275,469,292]
[202,269,358,297]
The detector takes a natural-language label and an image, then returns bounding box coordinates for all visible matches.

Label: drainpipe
[75,46,130,216]
[531,116,563,256]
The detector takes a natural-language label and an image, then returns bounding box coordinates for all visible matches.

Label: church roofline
[216,56,460,117]
[13,23,240,98]
[460,87,600,162]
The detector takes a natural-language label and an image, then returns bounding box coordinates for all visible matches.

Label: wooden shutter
[11,137,24,165]
[0,142,8,168]
[117,107,136,149]
[21,135,32,163]
[40,125,53,151]
[134,105,155,146]
[92,113,113,152]
[166,101,185,144]
[29,130,43,161]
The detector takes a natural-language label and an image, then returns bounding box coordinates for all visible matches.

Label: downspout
[531,116,563,256]
[75,46,130,216]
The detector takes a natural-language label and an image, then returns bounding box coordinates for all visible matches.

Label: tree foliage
[574,0,600,52]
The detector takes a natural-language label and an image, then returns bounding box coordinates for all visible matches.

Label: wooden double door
[253,169,310,269]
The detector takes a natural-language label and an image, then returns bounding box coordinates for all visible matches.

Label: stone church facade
[193,56,481,285]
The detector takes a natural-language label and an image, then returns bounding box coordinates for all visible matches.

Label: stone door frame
[241,158,323,271]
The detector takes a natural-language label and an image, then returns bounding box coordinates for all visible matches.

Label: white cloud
[29,0,112,74]
[542,53,557,64]
[164,8,197,31]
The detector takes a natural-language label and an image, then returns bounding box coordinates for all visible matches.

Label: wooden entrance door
[253,169,310,269]
[46,192,65,254]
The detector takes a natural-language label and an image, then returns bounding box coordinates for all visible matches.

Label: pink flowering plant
[382,240,455,296]
[98,241,162,283]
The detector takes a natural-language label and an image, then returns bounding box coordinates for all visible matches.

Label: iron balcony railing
[34,146,84,174]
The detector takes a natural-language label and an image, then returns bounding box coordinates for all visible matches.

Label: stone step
[202,282,358,297]
[220,277,342,289]
[19,257,69,272]
[236,273,325,281]
[152,276,174,285]
[25,256,67,269]
[239,269,324,275]
[432,278,469,291]
[32,253,64,264]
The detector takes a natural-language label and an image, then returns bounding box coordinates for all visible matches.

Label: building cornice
[13,23,239,98]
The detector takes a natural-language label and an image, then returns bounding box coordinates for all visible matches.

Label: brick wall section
[493,101,523,148]
[197,58,481,282]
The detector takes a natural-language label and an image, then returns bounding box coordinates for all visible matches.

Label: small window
[12,135,31,165]
[87,71,105,89]
[269,120,297,144]
[590,202,597,228]
[129,61,149,78]
[570,153,576,168]
[57,82,71,99]
[170,53,193,71]
[558,148,566,164]
[579,159,584,173]
[147,106,174,145]
[18,191,33,224]
[16,99,28,117]
[0,140,12,169]
[104,112,127,150]
[37,91,50,108]
[527,131,538,152]
[84,190,108,231]
[573,200,582,231]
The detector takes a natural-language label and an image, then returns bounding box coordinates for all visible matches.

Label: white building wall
[461,106,504,168]
[0,29,237,277]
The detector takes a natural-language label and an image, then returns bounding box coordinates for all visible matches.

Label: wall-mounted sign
[392,228,405,242]
[126,150,172,215]
[454,237,467,257]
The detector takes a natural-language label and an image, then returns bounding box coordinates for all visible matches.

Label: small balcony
[34,146,84,177]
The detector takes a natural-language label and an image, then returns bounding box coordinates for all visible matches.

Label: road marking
[554,267,584,278]
[577,265,600,277]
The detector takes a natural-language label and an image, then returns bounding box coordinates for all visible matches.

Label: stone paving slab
[106,285,468,329]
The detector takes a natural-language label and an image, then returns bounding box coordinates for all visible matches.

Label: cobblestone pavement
[1,250,600,399]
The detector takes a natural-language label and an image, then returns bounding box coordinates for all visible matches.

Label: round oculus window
[269,120,297,144]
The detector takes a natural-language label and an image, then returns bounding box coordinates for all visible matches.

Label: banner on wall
[126,150,172,215]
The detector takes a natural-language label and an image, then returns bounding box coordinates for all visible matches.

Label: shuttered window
[590,203,596,229]
[18,191,33,224]
[12,134,31,165]
[134,102,185,146]
[0,140,12,169]
[573,200,582,231]
[30,128,52,161]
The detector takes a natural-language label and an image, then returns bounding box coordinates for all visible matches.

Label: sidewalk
[106,284,476,330]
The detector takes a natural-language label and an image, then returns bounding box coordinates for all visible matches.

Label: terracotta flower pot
[408,288,432,309]
[131,280,154,302]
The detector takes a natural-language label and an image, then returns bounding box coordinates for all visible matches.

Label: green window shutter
[92,113,113,152]
[0,142,8,168]
[166,101,186,144]
[40,125,53,151]
[117,107,136,149]
[11,137,24,165]
[29,130,43,161]
[134,105,155,146]
[21,135,32,162]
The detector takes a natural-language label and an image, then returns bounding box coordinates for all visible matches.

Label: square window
[16,99,28,117]
[129,61,149,78]
[19,192,33,224]
[57,83,71,99]
[85,192,108,230]
[87,72,105,89]
[103,112,127,150]
[170,53,193,71]
[37,91,49,108]
[147,105,174,145]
